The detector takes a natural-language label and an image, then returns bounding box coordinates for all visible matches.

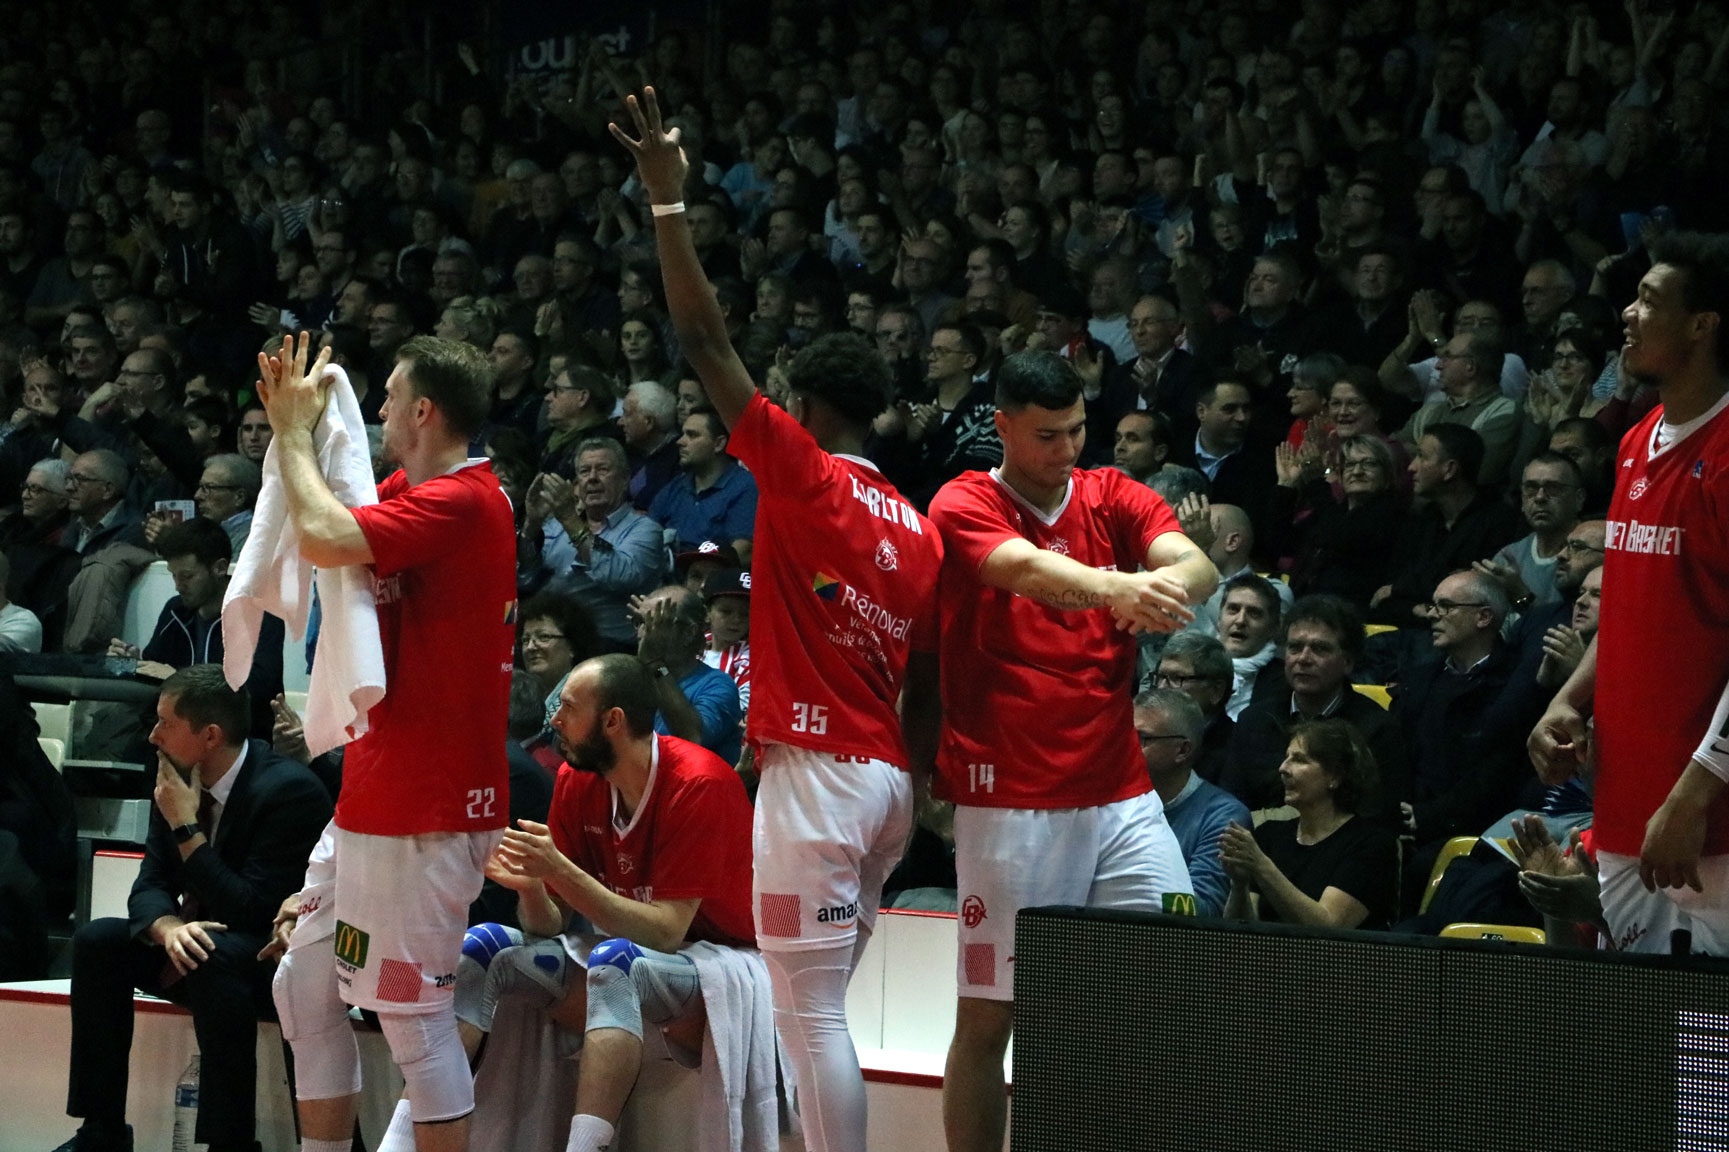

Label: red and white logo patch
[759,892,802,938]
[375,958,423,1004]
[961,894,988,929]
[1629,478,1648,500]
[875,539,899,571]
[964,943,996,987]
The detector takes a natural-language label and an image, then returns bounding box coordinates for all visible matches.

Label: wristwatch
[647,663,673,680]
[171,823,202,844]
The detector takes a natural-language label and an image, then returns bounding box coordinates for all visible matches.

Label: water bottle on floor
[172,1054,208,1152]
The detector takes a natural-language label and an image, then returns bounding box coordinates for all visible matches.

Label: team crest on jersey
[616,854,635,874]
[1046,537,1071,556]
[1629,478,1648,500]
[812,572,841,600]
[875,539,899,572]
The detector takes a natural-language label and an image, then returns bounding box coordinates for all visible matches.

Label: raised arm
[256,333,373,568]
[610,87,756,430]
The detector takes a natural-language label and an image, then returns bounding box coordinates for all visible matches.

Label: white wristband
[650,201,687,217]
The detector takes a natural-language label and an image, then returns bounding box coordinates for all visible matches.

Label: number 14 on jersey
[968,762,995,793]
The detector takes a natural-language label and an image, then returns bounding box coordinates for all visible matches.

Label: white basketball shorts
[952,791,1194,1001]
[288,820,503,1014]
[751,743,913,953]
[1598,850,1729,955]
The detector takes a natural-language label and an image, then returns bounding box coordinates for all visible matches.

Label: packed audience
[1,0,1726,1140]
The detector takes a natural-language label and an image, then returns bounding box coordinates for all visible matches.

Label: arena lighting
[1012,907,1729,1151]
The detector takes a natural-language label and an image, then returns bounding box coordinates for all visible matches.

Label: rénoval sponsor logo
[812,572,912,640]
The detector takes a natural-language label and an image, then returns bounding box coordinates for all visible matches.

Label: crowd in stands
[0,0,1725,1140]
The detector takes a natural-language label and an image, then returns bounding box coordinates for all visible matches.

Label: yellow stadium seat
[1353,684,1392,710]
[1440,923,1547,945]
[1365,624,1398,637]
[1420,836,1479,914]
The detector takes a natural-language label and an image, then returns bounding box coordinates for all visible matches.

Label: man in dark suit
[1091,293,1209,462]
[1169,380,1277,535]
[57,665,332,1152]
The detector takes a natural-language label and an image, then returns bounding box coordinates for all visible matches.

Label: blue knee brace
[584,937,699,1041]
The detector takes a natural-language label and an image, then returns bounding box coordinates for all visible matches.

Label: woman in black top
[1220,718,1398,929]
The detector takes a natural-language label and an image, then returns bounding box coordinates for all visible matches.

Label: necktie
[178,789,218,923]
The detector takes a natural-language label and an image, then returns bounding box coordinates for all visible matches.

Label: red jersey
[548,735,756,948]
[703,640,752,711]
[340,461,517,835]
[1594,398,1729,856]
[928,466,1181,809]
[725,393,941,765]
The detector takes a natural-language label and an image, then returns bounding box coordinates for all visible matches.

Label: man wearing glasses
[1150,633,1236,783]
[1393,570,1525,896]
[905,324,1000,502]
[1136,687,1248,916]
[1395,330,1520,485]
[194,454,261,560]
[62,448,154,652]
[1474,454,1587,611]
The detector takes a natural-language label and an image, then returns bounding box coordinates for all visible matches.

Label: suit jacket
[1168,433,1280,547]
[128,739,332,942]
[1391,646,1535,843]
[1089,348,1210,467]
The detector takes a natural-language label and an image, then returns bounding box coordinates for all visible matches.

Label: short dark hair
[995,350,1081,412]
[932,322,986,367]
[1222,572,1282,624]
[520,591,600,665]
[565,364,618,411]
[785,332,893,427]
[1647,231,1729,367]
[1287,718,1378,814]
[495,327,540,364]
[162,664,249,745]
[396,335,495,440]
[584,653,659,737]
[1525,451,1585,489]
[156,517,231,567]
[1196,378,1252,408]
[1425,423,1485,486]
[686,409,728,440]
[1283,594,1366,662]
[1550,416,1611,454]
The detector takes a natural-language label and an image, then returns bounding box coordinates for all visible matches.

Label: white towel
[467,940,783,1152]
[685,942,783,1152]
[222,363,385,755]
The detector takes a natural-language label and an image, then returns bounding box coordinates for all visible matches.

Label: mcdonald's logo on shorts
[1161,892,1197,917]
[334,920,370,969]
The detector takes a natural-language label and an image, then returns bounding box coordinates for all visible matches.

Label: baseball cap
[673,539,741,576]
[703,569,751,601]
[1037,282,1089,321]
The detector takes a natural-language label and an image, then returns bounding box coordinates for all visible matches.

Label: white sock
[376,1098,415,1152]
[565,1114,615,1152]
[301,1140,350,1152]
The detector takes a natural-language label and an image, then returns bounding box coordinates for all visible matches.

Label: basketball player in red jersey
[611,88,944,1152]
[1531,232,1729,954]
